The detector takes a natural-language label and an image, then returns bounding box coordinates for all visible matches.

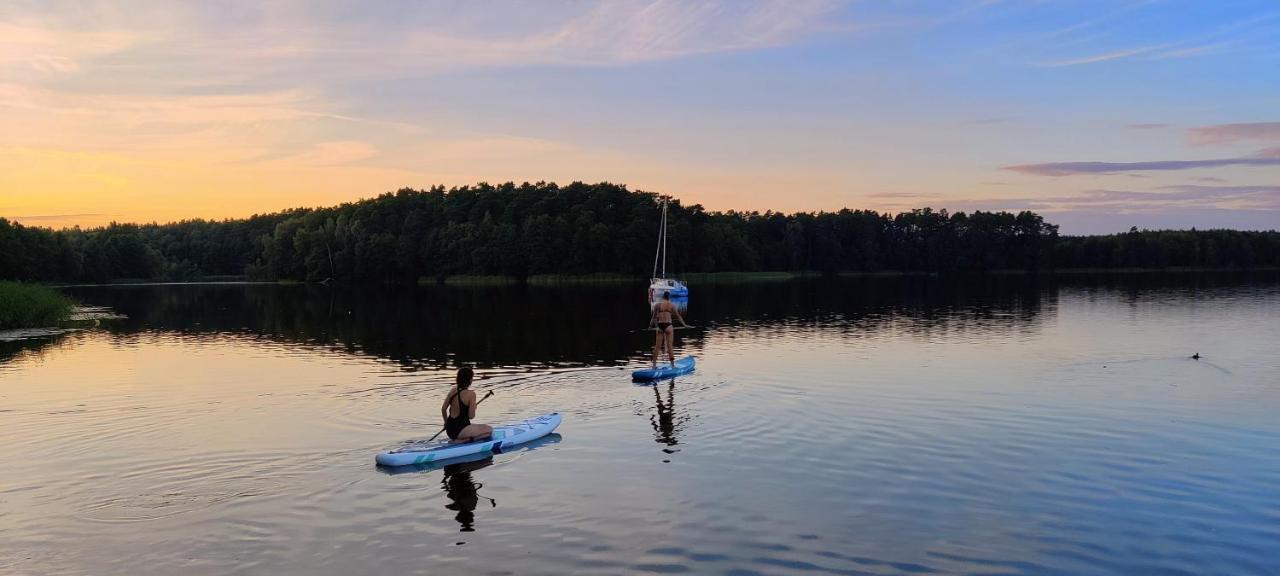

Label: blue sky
[2,0,1277,233]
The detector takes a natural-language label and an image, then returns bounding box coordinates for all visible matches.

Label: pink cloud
[1189,122,1280,145]
[1003,155,1280,176]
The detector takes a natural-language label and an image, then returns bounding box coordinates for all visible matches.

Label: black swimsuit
[444,391,471,440]
[657,322,672,330]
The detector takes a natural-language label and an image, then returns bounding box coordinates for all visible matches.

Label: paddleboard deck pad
[632,356,695,381]
[376,412,561,467]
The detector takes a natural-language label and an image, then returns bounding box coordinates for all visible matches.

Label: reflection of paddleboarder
[441,458,495,532]
[649,292,688,367]
[651,380,679,446]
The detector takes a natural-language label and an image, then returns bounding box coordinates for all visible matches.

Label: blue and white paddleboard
[377,434,562,475]
[375,412,562,467]
[632,356,695,381]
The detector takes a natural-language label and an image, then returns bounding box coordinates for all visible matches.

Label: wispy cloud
[1040,44,1169,67]
[10,213,105,222]
[547,0,840,64]
[1189,122,1280,145]
[0,20,137,76]
[1152,184,1280,208]
[870,184,1280,213]
[1034,186,1280,210]
[1050,209,1280,235]
[874,186,1280,234]
[1034,9,1280,67]
[1150,40,1236,60]
[81,1,839,83]
[277,141,378,167]
[0,0,842,158]
[1004,152,1280,176]
[0,0,847,122]
[1039,41,1239,67]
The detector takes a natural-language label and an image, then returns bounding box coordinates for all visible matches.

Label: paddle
[428,390,494,442]
[631,325,697,333]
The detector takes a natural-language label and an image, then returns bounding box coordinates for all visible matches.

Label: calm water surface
[2,275,1279,575]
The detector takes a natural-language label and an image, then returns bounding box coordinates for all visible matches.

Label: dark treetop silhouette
[2,182,1276,283]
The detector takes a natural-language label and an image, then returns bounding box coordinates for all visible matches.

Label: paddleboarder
[441,366,492,443]
[649,292,688,368]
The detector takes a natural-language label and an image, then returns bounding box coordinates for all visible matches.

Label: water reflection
[0,332,74,364]
[65,283,657,368]
[376,434,563,533]
[442,458,495,532]
[371,454,498,532]
[4,274,1279,575]
[31,271,1273,372]
[643,379,688,447]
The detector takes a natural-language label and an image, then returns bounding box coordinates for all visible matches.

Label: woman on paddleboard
[649,292,688,368]
[441,367,492,443]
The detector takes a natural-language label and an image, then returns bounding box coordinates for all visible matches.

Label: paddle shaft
[428,390,493,442]
[634,325,696,333]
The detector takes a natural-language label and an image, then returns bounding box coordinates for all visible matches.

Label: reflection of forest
[64,283,657,368]
[12,272,1264,369]
[0,331,76,364]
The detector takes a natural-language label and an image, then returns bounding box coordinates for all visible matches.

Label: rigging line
[660,198,667,279]
[660,199,668,278]
[652,198,664,280]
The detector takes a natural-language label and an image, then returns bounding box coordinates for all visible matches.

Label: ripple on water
[3,281,1280,575]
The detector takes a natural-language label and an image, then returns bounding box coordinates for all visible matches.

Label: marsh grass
[439,275,520,286]
[526,273,635,285]
[679,271,800,283]
[0,282,75,329]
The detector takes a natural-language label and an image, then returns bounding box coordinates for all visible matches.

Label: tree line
[1,182,1276,283]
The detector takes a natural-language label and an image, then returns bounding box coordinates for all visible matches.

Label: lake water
[2,274,1279,575]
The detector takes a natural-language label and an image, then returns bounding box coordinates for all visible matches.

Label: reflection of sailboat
[649,198,688,301]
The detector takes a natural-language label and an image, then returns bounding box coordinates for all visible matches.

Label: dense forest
[2,182,1277,283]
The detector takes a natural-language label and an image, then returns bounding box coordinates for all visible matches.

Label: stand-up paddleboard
[376,413,561,467]
[632,356,695,381]
[377,434,562,475]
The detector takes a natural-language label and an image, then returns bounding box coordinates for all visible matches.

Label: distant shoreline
[40,266,1280,288]
[5,185,1277,284]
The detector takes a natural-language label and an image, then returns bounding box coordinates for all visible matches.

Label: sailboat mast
[661,200,668,278]
[652,198,665,279]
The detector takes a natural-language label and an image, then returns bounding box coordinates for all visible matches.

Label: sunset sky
[2,0,1278,234]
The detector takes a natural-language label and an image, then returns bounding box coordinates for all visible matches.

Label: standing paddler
[649,291,688,367]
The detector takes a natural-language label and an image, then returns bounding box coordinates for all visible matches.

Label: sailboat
[649,198,689,301]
